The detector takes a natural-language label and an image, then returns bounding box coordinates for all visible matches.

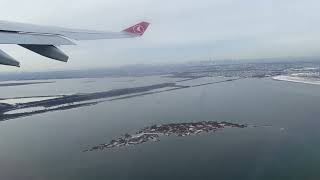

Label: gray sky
[1,0,320,72]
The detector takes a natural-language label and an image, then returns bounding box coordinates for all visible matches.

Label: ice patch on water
[4,107,47,114]
[0,96,61,105]
[273,75,320,85]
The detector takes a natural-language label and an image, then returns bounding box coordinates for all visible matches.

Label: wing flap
[0,31,75,45]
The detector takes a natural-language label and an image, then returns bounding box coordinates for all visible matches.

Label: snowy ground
[273,75,320,85]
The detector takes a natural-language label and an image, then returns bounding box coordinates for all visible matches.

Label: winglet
[123,22,150,36]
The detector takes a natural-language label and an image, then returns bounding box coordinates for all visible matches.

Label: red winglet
[123,22,150,36]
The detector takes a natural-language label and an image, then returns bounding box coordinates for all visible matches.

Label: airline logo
[123,22,150,36]
[133,24,145,35]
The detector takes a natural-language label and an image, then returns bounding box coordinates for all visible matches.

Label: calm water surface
[0,76,320,180]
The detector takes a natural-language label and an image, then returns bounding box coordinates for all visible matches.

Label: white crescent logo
[133,25,145,34]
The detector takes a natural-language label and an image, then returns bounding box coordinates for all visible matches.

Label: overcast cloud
[0,0,320,72]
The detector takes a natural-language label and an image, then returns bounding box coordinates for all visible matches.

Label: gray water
[0,76,320,180]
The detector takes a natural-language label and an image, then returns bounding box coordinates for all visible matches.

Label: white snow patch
[0,96,61,105]
[273,75,320,85]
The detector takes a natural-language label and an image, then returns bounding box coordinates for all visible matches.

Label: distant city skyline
[1,0,320,72]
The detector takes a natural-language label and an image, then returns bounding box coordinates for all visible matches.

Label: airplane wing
[0,21,150,67]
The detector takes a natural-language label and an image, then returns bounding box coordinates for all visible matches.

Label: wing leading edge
[0,21,150,67]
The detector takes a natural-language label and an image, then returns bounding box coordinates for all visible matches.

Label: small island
[85,121,247,152]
